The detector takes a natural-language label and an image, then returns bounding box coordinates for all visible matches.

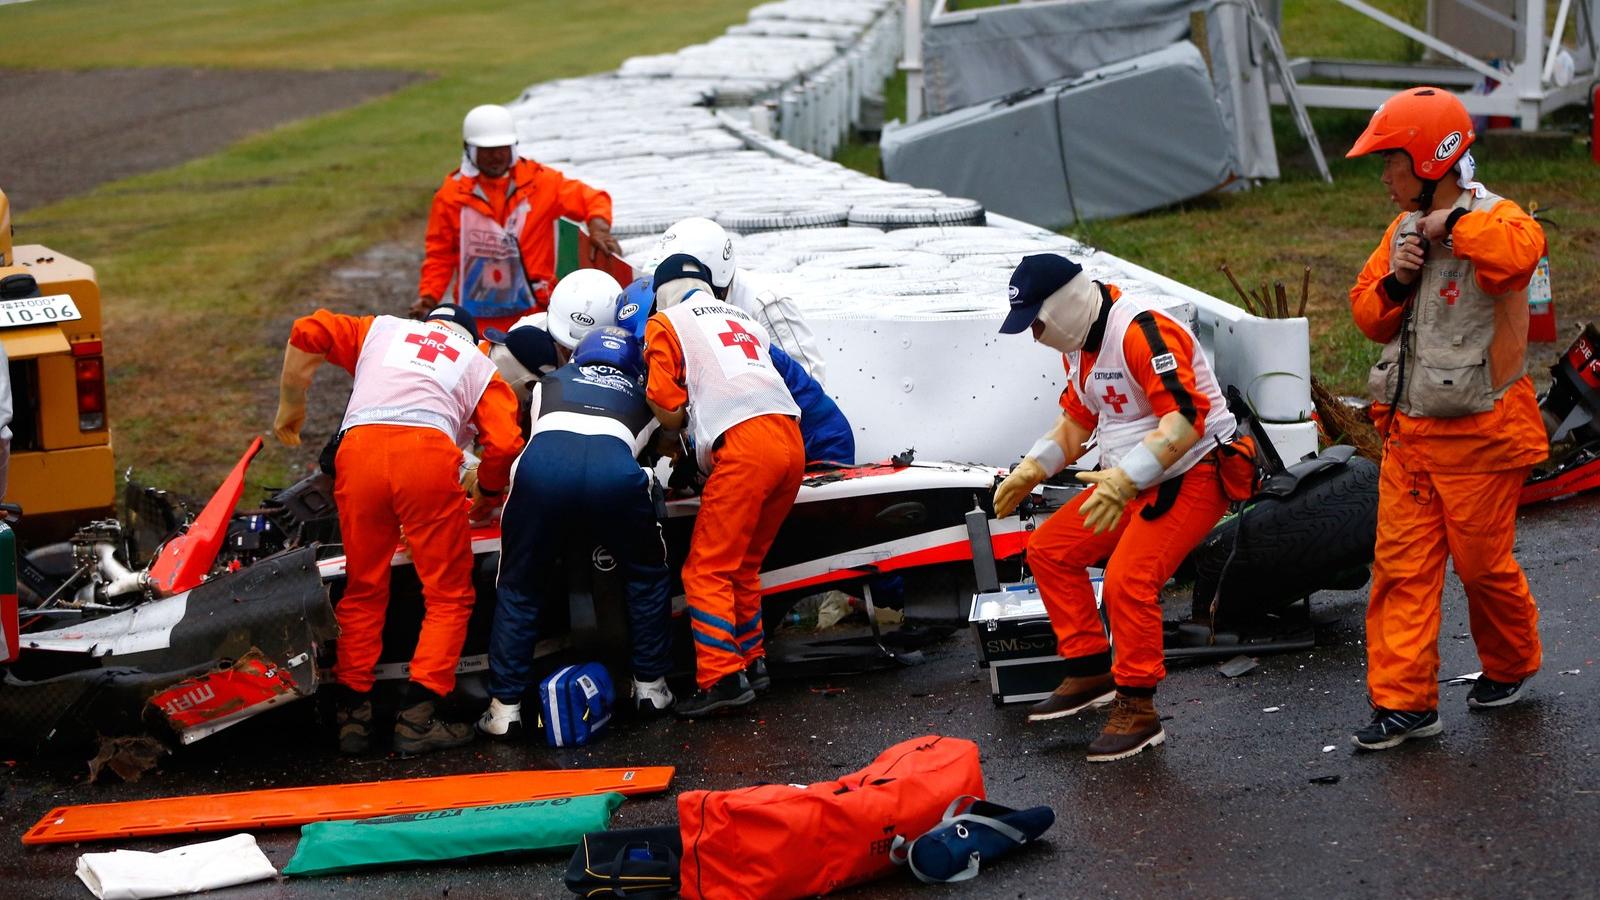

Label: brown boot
[1086,692,1165,763]
[1027,672,1116,722]
[394,686,474,756]
[335,690,373,756]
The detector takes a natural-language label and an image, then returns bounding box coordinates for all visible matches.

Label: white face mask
[1032,273,1098,353]
[654,277,707,311]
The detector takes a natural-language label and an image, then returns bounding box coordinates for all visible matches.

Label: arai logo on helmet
[571,312,595,326]
[721,239,733,261]
[1007,285,1020,302]
[1434,131,1462,161]
[619,302,639,319]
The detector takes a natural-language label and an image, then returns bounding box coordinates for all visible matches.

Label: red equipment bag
[677,734,984,900]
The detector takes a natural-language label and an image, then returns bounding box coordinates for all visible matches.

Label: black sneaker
[674,673,756,719]
[746,658,772,693]
[1351,708,1442,751]
[1467,676,1529,709]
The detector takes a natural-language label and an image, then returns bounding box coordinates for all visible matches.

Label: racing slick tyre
[1189,454,1379,621]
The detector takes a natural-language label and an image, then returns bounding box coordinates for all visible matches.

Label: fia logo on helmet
[1434,131,1462,161]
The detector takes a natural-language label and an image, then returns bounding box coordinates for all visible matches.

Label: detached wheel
[1190,455,1380,620]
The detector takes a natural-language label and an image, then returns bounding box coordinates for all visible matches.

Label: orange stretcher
[23,766,673,846]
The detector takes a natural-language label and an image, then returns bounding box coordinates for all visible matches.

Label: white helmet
[655,217,735,290]
[547,269,623,350]
[462,104,517,148]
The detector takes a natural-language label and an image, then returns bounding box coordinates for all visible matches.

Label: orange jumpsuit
[644,315,805,690]
[420,158,613,333]
[1028,301,1233,690]
[290,311,523,696]
[1350,200,1547,711]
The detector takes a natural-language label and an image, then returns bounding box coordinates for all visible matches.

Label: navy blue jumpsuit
[487,361,671,701]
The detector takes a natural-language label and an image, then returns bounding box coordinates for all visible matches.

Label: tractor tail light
[74,356,106,432]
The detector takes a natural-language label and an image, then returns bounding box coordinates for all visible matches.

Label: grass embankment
[0,0,759,491]
[838,0,1598,395]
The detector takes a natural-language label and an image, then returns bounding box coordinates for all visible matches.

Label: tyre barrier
[847,196,988,229]
[715,201,854,233]
[480,0,1314,465]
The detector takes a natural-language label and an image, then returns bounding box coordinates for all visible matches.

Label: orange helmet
[1346,86,1475,180]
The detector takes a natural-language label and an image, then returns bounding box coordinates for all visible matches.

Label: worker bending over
[275,304,523,755]
[994,255,1249,762]
[619,275,852,466]
[1344,86,1546,750]
[644,246,803,716]
[479,326,676,737]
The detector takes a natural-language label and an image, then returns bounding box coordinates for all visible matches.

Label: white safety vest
[659,292,800,473]
[1071,296,1235,483]
[342,315,496,446]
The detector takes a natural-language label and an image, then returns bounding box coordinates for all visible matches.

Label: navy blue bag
[538,663,615,747]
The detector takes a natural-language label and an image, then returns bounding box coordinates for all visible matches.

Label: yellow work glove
[1075,468,1138,534]
[994,457,1048,518]
[273,394,306,447]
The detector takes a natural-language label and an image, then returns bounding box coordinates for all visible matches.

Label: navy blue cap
[999,254,1084,334]
[652,253,711,290]
[425,303,479,343]
[499,325,561,375]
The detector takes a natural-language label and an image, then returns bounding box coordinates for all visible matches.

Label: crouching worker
[478,326,677,737]
[274,305,524,755]
[645,249,803,717]
[993,255,1246,762]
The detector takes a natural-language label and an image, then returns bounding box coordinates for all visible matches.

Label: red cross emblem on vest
[718,319,761,360]
[1440,281,1460,306]
[1101,384,1130,413]
[405,330,461,364]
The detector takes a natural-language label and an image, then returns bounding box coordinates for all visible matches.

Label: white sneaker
[633,677,675,714]
[476,698,523,738]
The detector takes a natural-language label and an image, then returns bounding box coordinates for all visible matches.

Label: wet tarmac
[2,492,1597,899]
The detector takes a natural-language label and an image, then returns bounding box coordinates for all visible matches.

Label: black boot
[745,657,772,693]
[394,683,474,755]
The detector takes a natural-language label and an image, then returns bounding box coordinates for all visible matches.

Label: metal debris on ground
[1218,655,1259,678]
[1443,671,1483,685]
[1560,668,1581,675]
[1322,745,1336,753]
[1309,775,1341,785]
[1262,706,1281,713]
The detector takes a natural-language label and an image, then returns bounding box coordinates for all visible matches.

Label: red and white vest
[658,291,800,473]
[1071,296,1235,483]
[342,316,496,446]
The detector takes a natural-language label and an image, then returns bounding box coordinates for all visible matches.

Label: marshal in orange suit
[1344,86,1547,751]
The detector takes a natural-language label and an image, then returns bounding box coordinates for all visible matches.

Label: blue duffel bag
[538,663,615,747]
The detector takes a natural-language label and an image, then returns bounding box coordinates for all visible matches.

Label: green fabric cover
[283,791,624,876]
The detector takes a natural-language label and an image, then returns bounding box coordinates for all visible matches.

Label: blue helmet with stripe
[614,275,654,342]
[573,325,644,381]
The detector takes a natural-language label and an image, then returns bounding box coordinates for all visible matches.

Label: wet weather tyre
[1189,455,1380,619]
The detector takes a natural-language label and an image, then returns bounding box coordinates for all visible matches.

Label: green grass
[0,0,761,490]
[838,0,1598,395]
